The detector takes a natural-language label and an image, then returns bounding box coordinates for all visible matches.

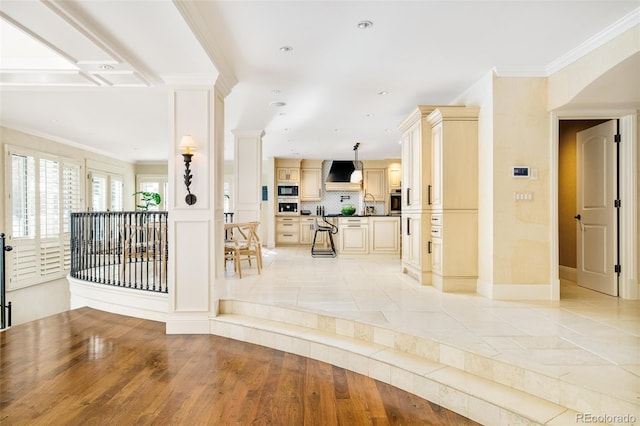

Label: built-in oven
[390,190,401,214]
[278,198,299,214]
[277,184,299,197]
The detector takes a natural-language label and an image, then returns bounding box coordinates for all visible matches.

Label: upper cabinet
[275,158,301,184]
[427,107,479,210]
[277,167,299,183]
[300,160,323,201]
[398,106,437,210]
[387,163,401,192]
[363,168,386,201]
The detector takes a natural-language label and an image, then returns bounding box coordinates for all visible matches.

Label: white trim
[166,315,212,334]
[493,67,547,77]
[546,7,640,75]
[559,266,577,282]
[477,279,553,300]
[619,114,638,299]
[551,111,638,300]
[69,276,168,322]
[550,113,561,300]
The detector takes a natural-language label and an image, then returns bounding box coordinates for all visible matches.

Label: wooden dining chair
[224,222,262,278]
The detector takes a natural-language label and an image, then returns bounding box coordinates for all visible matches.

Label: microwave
[277,185,299,197]
[278,199,298,214]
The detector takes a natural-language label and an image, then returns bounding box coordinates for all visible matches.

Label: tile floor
[217,246,639,419]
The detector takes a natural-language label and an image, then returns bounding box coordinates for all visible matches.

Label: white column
[232,130,264,223]
[166,86,226,333]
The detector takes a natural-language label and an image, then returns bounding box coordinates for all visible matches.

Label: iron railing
[70,212,168,293]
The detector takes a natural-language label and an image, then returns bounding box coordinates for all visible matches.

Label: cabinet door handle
[406,218,411,235]
[406,188,411,205]
[428,185,432,205]
[428,241,432,254]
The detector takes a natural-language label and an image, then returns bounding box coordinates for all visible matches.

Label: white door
[576,120,617,296]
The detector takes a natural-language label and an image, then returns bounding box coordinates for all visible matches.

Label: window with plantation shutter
[5,147,83,290]
[89,171,123,212]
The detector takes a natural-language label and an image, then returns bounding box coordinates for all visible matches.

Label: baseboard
[69,276,168,322]
[476,279,553,300]
[166,315,212,334]
[559,265,577,282]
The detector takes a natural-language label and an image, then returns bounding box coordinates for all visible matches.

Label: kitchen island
[278,214,401,257]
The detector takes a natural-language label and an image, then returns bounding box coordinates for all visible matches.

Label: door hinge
[615,264,621,274]
[614,134,621,143]
[614,199,621,208]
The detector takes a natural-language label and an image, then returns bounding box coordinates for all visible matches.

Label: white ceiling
[1,1,639,163]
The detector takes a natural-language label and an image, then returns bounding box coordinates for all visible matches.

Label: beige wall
[135,162,168,176]
[0,126,136,325]
[547,25,639,110]
[492,76,551,285]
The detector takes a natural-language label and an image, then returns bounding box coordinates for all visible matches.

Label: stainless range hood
[325,160,362,192]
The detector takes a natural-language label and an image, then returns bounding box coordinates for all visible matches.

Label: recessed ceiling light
[280,46,293,52]
[357,20,373,29]
[99,64,114,71]
[378,91,388,96]
[270,101,287,107]
[365,113,374,118]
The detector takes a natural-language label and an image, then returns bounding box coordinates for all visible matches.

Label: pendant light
[350,142,363,183]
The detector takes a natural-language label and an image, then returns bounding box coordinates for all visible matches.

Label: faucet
[363,192,376,215]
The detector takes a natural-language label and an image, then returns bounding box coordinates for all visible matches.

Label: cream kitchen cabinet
[369,216,400,255]
[276,167,299,183]
[338,217,368,254]
[387,164,402,191]
[276,216,300,245]
[428,107,479,210]
[363,169,386,202]
[398,106,436,211]
[427,107,479,292]
[401,212,432,284]
[300,168,322,201]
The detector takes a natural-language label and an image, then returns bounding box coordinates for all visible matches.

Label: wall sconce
[179,135,197,205]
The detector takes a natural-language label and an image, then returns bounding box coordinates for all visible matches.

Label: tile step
[211,312,581,426]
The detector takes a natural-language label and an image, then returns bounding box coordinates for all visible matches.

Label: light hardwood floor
[0,307,479,425]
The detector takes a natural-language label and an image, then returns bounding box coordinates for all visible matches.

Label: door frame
[551,110,638,300]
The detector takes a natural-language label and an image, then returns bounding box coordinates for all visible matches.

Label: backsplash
[300,161,386,215]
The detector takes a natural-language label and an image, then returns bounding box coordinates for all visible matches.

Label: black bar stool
[311,217,337,258]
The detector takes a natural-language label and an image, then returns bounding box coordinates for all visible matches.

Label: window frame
[4,145,84,290]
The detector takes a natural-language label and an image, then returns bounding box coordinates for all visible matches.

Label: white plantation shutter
[62,164,81,269]
[110,177,123,212]
[92,175,106,211]
[6,149,83,289]
[40,159,60,238]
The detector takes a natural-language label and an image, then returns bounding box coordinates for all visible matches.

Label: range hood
[325,160,362,192]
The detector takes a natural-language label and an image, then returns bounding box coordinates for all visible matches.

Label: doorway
[557,116,637,299]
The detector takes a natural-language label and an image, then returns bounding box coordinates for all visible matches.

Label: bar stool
[311,217,337,258]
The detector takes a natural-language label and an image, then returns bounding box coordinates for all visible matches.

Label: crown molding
[546,7,640,75]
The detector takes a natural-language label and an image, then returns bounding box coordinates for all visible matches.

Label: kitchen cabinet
[399,106,436,210]
[300,216,327,245]
[401,212,431,284]
[428,108,478,210]
[338,217,368,254]
[426,107,479,292]
[276,216,300,245]
[300,168,322,201]
[277,167,299,183]
[363,169,386,202]
[387,164,401,191]
[369,216,400,255]
[398,105,478,289]
[398,106,436,284]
